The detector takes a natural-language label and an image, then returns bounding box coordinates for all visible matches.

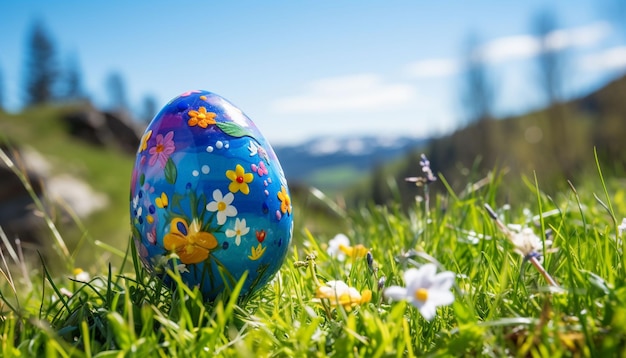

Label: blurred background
[0,1,625,268]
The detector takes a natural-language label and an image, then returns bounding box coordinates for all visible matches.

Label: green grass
[2,146,626,357]
[0,105,135,269]
[308,166,365,194]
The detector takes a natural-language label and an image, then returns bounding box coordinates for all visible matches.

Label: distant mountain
[273,135,428,192]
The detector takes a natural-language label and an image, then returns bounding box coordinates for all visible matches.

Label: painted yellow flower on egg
[139,130,152,153]
[163,218,218,264]
[188,106,217,128]
[248,243,266,260]
[155,192,168,208]
[277,186,291,215]
[226,164,253,194]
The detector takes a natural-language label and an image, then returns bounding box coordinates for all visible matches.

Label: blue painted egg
[130,90,293,300]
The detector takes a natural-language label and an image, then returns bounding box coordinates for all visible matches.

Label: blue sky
[1,1,625,145]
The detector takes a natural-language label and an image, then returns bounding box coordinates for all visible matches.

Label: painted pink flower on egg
[147,227,157,245]
[251,161,268,177]
[149,131,175,167]
[179,90,201,97]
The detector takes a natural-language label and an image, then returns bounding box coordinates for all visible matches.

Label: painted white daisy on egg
[225,218,250,246]
[206,189,237,225]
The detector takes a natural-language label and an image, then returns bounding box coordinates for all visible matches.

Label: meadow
[1,143,626,357]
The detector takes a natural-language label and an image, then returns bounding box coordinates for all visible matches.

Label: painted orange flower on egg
[277,186,291,215]
[187,106,217,128]
[163,218,218,264]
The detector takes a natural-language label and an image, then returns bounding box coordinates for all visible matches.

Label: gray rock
[62,106,142,154]
[0,144,109,253]
[0,144,47,246]
[103,110,142,154]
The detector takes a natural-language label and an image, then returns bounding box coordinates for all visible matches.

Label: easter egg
[130,90,293,300]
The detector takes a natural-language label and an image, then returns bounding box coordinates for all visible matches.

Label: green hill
[352,74,626,208]
[0,104,135,269]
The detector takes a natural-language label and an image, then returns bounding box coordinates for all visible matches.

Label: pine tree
[106,71,129,111]
[62,52,86,101]
[141,94,158,123]
[23,21,58,106]
[0,64,4,111]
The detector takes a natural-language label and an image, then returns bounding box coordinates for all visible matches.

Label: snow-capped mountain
[273,135,428,189]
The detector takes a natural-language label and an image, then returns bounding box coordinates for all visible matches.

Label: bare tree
[606,0,626,39]
[532,9,576,176]
[23,20,59,106]
[457,32,499,166]
[460,32,494,124]
[534,9,563,105]
[106,71,129,111]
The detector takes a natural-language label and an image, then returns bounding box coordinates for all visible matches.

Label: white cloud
[480,35,540,63]
[581,46,626,71]
[271,73,416,114]
[406,21,613,77]
[481,21,612,63]
[545,21,611,51]
[406,58,461,78]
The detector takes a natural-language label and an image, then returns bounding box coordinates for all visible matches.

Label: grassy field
[1,141,626,356]
[0,105,135,270]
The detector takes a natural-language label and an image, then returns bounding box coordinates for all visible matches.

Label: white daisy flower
[384,264,455,321]
[510,227,550,258]
[618,218,626,236]
[327,233,368,261]
[73,268,90,282]
[327,234,350,261]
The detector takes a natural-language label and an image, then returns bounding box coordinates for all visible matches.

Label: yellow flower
[315,280,372,309]
[248,243,266,260]
[72,268,90,282]
[277,186,291,215]
[163,218,218,264]
[155,192,169,208]
[226,164,254,194]
[339,243,368,258]
[188,106,217,128]
[326,234,369,261]
[139,130,152,153]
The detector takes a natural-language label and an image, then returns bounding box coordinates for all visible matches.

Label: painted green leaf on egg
[216,122,255,139]
[165,157,177,184]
